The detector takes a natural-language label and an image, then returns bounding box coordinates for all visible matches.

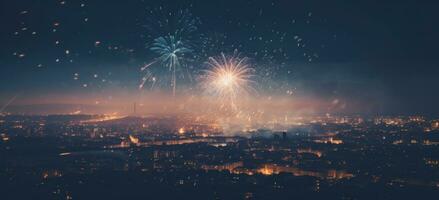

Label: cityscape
[1,0,439,199]
[1,113,439,199]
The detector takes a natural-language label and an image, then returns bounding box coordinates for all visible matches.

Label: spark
[202,53,255,111]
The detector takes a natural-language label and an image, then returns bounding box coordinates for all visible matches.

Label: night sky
[1,0,438,115]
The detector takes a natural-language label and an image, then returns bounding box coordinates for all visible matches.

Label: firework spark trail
[139,70,154,90]
[141,60,157,71]
[0,94,19,113]
[202,53,256,111]
[139,60,157,89]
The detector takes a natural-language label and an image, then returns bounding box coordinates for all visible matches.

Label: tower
[282,131,287,140]
[133,102,137,115]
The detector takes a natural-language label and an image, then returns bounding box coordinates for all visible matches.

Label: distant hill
[3,104,120,115]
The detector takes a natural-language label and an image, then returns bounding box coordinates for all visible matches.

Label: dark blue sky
[1,0,438,115]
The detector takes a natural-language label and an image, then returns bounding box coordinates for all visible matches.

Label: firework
[201,53,255,111]
[149,35,192,96]
[140,8,199,96]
